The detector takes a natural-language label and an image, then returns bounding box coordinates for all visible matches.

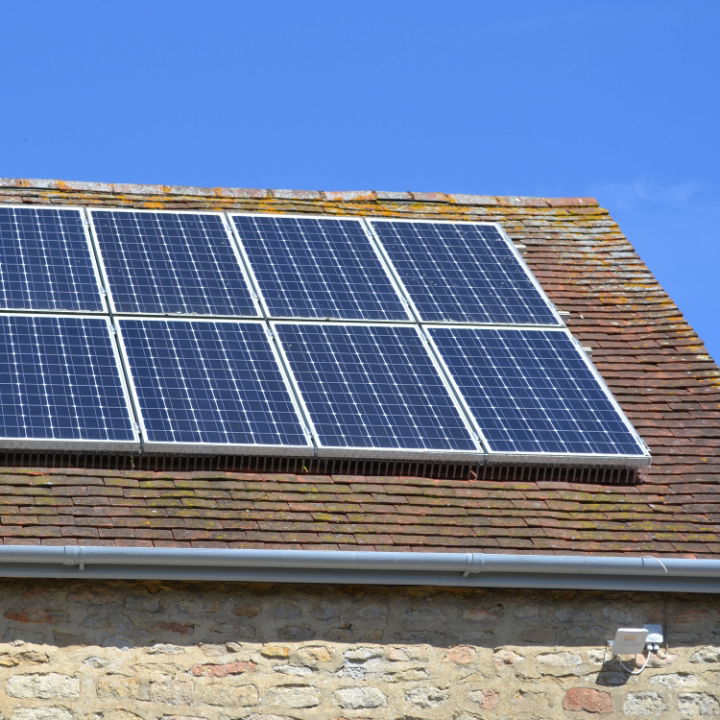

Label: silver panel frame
[86,207,263,319]
[228,212,414,322]
[424,324,651,468]
[0,313,140,452]
[0,205,108,314]
[114,316,314,457]
[364,216,565,328]
[271,320,486,462]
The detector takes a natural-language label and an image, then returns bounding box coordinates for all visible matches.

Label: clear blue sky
[2,1,718,361]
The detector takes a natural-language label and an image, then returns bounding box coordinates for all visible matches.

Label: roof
[0,178,718,558]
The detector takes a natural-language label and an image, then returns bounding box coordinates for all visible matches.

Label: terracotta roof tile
[0,179,717,556]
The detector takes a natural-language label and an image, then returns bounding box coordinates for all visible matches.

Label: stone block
[563,687,613,713]
[386,667,429,682]
[623,692,667,715]
[11,709,73,720]
[650,672,697,687]
[467,689,500,709]
[265,684,320,708]
[140,675,194,705]
[494,648,525,666]
[6,673,80,699]
[194,679,259,707]
[536,651,582,676]
[272,664,312,676]
[678,692,720,716]
[690,646,720,663]
[445,645,477,664]
[96,674,139,699]
[296,645,332,665]
[405,685,449,708]
[335,686,387,709]
[191,660,257,677]
[261,646,290,658]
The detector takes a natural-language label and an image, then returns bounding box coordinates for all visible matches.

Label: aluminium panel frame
[114,316,314,457]
[271,320,486,462]
[85,207,264,320]
[227,212,415,322]
[0,205,109,315]
[363,216,565,328]
[424,324,651,468]
[0,313,140,453]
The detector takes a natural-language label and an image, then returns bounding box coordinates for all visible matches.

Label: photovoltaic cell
[233,215,409,320]
[429,327,647,457]
[369,220,559,325]
[0,207,103,312]
[276,323,478,452]
[0,316,135,441]
[91,211,257,316]
[119,320,308,447]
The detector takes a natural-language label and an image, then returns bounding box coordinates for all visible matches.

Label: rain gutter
[0,547,718,592]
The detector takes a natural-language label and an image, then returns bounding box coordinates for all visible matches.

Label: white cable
[617,651,651,675]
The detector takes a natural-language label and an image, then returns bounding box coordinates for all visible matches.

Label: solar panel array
[0,205,649,466]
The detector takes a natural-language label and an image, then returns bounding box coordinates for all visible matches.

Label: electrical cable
[617,650,651,675]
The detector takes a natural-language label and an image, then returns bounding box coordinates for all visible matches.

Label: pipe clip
[63,546,86,571]
[462,553,484,577]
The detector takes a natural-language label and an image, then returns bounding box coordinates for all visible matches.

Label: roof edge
[0,546,718,593]
[0,178,599,208]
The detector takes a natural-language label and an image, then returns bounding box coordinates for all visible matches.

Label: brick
[563,687,613,713]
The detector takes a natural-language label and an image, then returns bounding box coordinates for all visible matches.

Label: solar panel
[369,219,560,325]
[0,207,103,312]
[0,315,136,447]
[429,326,648,460]
[118,319,310,452]
[91,210,258,316]
[232,214,409,320]
[274,323,479,457]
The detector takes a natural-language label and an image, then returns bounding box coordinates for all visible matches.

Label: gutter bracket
[462,553,483,577]
[63,546,86,571]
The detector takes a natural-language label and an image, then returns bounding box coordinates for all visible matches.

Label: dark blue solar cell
[369,220,559,324]
[275,324,478,452]
[0,207,103,311]
[0,316,135,441]
[232,215,409,320]
[92,211,258,316]
[120,320,308,447]
[430,327,647,457]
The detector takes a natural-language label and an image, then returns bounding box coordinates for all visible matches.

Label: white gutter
[0,546,718,592]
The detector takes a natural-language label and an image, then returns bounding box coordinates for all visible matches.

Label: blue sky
[2,1,718,360]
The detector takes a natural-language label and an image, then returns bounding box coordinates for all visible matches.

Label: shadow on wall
[0,579,703,651]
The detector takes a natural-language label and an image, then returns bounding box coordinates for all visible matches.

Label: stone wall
[0,579,718,719]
